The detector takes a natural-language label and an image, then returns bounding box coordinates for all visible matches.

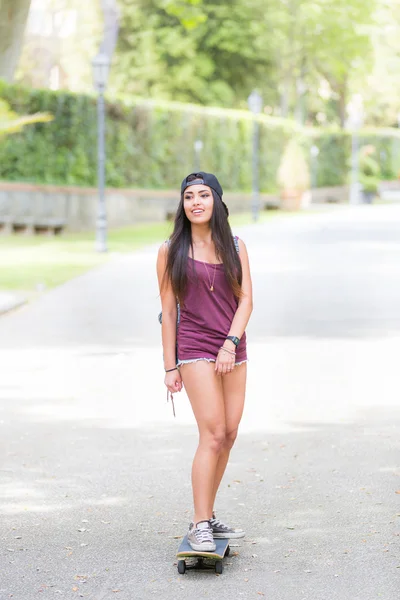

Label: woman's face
[183,184,214,224]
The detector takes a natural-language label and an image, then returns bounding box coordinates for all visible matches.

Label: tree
[9,0,395,127]
[262,0,377,126]
[0,0,32,81]
[308,0,377,127]
[360,1,400,126]
[111,0,275,106]
[15,0,102,92]
[112,0,378,125]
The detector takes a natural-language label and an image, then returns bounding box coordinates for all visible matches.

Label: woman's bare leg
[211,363,247,512]
[179,361,226,524]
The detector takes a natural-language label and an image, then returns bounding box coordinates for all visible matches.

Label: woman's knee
[200,426,227,453]
[224,427,238,449]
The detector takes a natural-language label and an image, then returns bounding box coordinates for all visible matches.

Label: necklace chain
[192,247,217,292]
[202,261,217,292]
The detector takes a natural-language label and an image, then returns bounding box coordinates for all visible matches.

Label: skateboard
[176,535,230,574]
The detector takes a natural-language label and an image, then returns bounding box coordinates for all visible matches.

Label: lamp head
[92,53,110,91]
[248,90,262,114]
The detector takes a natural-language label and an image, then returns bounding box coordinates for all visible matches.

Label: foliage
[12,0,400,128]
[111,0,379,126]
[309,128,400,186]
[360,2,400,127]
[358,145,381,193]
[292,0,376,126]
[1,81,399,192]
[0,80,295,190]
[112,0,273,109]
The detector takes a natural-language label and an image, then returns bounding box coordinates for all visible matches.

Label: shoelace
[211,518,230,530]
[195,526,213,543]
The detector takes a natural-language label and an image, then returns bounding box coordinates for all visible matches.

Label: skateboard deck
[176,535,230,574]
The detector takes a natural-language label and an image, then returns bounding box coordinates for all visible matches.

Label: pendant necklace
[202,261,217,292]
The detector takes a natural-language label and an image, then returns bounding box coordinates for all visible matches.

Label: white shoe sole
[213,530,245,539]
[188,540,216,552]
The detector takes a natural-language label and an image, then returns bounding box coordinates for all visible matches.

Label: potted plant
[277,139,311,210]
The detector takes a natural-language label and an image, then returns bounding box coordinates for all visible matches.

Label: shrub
[1,81,400,191]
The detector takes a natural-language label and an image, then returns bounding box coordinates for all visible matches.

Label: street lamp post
[346,94,364,205]
[248,90,262,222]
[310,144,320,202]
[92,52,110,253]
[396,113,400,170]
[194,139,203,171]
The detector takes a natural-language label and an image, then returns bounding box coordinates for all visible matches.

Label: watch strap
[226,335,240,347]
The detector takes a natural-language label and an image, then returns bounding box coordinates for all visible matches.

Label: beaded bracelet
[218,346,236,356]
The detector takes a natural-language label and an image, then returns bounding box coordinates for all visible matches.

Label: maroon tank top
[176,253,247,363]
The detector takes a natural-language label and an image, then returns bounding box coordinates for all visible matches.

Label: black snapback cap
[181,171,223,199]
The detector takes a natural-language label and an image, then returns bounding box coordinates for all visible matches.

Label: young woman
[156,172,253,552]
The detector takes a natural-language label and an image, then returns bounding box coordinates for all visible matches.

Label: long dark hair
[163,185,243,305]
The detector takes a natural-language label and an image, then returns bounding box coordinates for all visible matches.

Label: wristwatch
[226,335,240,347]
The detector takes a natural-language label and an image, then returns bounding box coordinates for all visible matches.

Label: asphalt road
[0,204,399,600]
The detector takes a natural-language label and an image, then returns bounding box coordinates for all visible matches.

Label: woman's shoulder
[157,240,170,262]
[159,239,171,250]
[232,235,248,258]
[232,234,247,252]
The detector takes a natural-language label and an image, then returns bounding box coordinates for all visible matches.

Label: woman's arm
[216,239,253,372]
[228,238,253,338]
[156,242,179,371]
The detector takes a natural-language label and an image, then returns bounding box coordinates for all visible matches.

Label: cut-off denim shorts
[177,357,248,367]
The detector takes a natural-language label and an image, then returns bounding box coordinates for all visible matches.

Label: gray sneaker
[187,520,216,552]
[210,512,245,539]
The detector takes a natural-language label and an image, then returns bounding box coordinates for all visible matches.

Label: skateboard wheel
[225,545,230,557]
[215,561,223,574]
[177,560,186,575]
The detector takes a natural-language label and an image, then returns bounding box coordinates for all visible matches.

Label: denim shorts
[177,357,247,367]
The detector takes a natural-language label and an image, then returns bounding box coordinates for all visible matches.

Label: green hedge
[1,80,400,191]
[308,129,400,187]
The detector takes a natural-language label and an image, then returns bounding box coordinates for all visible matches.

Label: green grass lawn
[0,221,174,292]
[0,209,314,292]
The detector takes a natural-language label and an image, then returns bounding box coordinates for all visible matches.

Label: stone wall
[0,181,351,234]
[0,182,275,233]
[309,185,349,204]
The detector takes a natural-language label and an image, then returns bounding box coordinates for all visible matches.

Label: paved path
[0,205,399,600]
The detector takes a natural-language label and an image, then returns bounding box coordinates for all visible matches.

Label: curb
[0,292,27,316]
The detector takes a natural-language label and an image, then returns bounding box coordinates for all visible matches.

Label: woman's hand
[164,369,183,394]
[215,347,236,375]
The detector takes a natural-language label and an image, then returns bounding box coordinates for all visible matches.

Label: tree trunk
[99,0,120,57]
[294,60,307,125]
[0,0,32,82]
[337,78,348,129]
[280,72,291,118]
